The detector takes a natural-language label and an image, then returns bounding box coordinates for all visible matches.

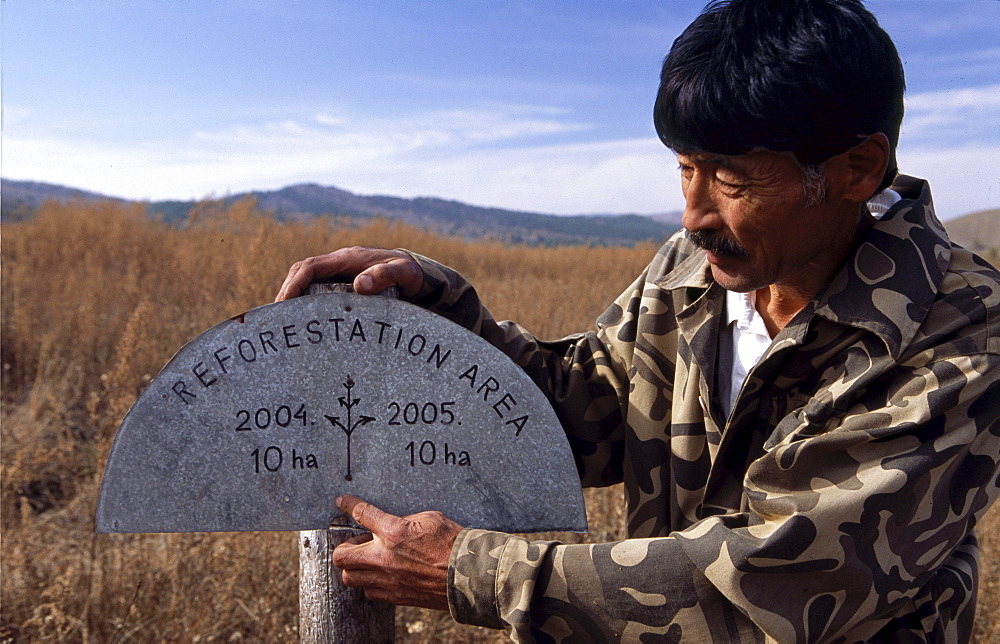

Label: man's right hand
[275,247,424,302]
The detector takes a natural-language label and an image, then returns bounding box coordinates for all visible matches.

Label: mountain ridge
[1,178,683,247]
[5,178,997,251]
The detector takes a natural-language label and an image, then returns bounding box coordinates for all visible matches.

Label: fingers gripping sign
[275,247,424,302]
[331,495,463,611]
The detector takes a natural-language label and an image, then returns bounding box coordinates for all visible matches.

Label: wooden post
[299,282,396,643]
[299,522,395,642]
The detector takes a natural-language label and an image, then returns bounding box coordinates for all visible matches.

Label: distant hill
[943,208,1000,253]
[8,178,999,252]
[0,180,128,221]
[1,179,680,247]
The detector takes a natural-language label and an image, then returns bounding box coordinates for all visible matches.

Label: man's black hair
[654,0,905,192]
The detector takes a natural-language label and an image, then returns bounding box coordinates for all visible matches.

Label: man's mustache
[685,229,749,259]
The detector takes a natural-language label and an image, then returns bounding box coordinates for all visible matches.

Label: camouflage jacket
[405,175,1000,642]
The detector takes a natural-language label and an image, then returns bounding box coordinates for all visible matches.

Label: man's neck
[755,206,877,336]
[754,286,809,337]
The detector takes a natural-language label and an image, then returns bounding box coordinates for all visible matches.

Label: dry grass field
[2,199,998,642]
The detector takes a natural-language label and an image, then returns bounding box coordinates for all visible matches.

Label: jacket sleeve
[403,251,637,488]
[446,348,1000,642]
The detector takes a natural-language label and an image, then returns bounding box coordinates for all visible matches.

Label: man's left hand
[331,494,463,610]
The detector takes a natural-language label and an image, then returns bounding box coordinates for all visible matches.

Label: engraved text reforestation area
[97,293,587,534]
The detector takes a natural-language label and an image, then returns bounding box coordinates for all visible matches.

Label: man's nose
[681,172,718,233]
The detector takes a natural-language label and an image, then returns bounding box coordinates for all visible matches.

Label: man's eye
[716,177,743,190]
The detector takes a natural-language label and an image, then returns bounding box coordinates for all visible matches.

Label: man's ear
[841,133,890,202]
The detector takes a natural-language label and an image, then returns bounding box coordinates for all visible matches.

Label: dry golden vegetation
[2,199,998,642]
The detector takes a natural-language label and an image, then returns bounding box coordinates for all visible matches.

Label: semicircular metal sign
[97,292,587,534]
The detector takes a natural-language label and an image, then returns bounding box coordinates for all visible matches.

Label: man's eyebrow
[678,153,737,168]
[703,155,731,166]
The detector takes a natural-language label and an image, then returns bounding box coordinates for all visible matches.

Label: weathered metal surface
[96,292,587,533]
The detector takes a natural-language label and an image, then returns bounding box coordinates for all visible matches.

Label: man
[276,1,1000,640]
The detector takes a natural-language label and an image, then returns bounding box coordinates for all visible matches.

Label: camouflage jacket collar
[810,175,949,359]
[655,242,714,292]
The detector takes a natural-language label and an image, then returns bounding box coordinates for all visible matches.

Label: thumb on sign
[331,494,462,610]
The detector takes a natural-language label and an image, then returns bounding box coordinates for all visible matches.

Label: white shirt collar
[867,188,901,219]
[720,289,772,420]
[725,289,769,337]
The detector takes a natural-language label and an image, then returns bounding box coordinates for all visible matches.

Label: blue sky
[2,1,998,220]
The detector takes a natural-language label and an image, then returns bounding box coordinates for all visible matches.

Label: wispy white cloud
[1,104,33,128]
[352,137,679,214]
[1,104,618,208]
[906,84,1000,112]
[901,84,1000,144]
[897,143,1000,219]
[314,113,345,127]
[187,105,591,158]
[4,101,996,219]
[906,45,1000,68]
[1,128,678,214]
[408,106,590,145]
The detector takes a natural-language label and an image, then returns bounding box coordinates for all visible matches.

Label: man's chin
[709,264,761,293]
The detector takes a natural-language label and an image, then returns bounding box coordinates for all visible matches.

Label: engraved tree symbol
[324,377,376,481]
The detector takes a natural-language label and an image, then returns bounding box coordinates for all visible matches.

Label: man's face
[678,149,856,295]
